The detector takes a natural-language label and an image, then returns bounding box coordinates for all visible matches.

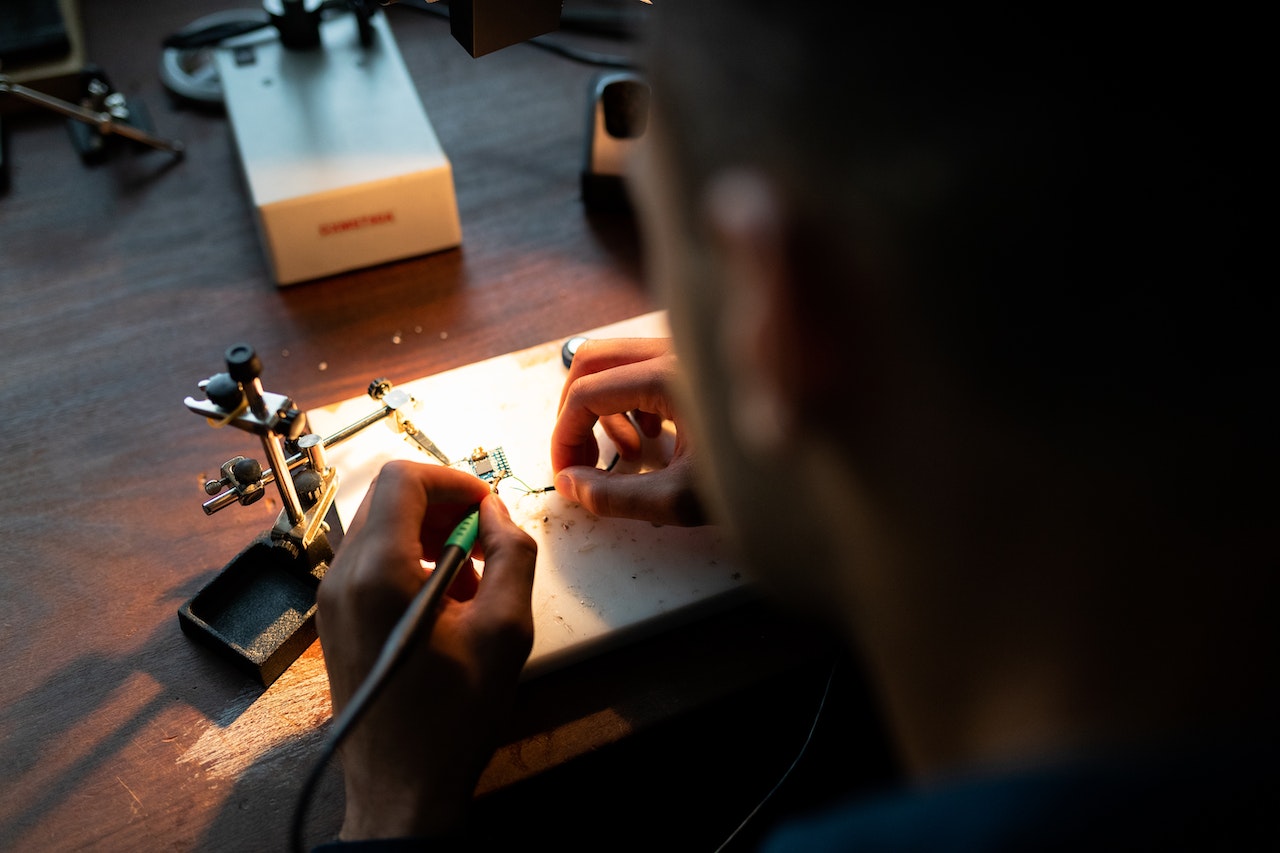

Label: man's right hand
[316,461,537,842]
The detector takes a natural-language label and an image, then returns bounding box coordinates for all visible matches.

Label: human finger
[342,460,490,550]
[553,460,707,526]
[323,462,492,629]
[465,494,537,648]
[556,337,672,412]
[552,357,680,472]
[599,412,642,460]
[631,409,665,438]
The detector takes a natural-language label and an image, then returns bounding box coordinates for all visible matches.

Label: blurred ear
[703,171,814,456]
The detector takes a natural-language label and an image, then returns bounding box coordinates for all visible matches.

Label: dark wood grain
[0,4,872,850]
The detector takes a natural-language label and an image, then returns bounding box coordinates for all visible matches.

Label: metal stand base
[178,504,344,686]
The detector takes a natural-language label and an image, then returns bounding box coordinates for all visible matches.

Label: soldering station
[151,0,654,684]
[1,3,843,850]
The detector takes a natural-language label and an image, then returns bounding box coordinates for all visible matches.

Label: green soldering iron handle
[292,505,481,853]
[439,506,481,566]
[332,506,480,732]
[389,505,480,657]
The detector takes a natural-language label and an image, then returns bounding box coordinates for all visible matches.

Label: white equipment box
[215,11,461,285]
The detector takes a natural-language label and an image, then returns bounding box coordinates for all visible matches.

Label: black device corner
[581,69,649,215]
[178,503,344,687]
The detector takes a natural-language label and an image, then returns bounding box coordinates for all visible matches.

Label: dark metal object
[179,346,448,685]
[261,0,380,51]
[180,344,340,685]
[265,0,324,50]
[368,376,451,465]
[445,0,564,58]
[178,507,342,686]
[581,70,648,213]
[0,67,184,158]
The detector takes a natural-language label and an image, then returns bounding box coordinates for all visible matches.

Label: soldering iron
[290,506,482,852]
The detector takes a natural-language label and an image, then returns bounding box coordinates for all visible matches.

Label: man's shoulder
[761,735,1275,852]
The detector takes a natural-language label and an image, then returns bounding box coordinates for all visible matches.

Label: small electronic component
[451,446,512,489]
[562,335,589,369]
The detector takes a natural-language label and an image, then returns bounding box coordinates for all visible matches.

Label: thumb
[553,465,591,507]
[552,461,706,527]
[554,465,682,524]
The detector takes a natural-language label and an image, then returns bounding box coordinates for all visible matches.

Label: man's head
[630,2,1272,769]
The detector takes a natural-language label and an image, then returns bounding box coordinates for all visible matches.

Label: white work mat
[306,311,749,678]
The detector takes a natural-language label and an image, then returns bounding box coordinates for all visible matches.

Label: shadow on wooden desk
[0,541,895,853]
[468,598,901,852]
[179,595,898,852]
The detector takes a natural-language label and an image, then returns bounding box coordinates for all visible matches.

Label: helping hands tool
[368,377,451,465]
[0,72,185,157]
[179,344,453,685]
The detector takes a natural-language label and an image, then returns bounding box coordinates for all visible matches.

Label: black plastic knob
[204,372,244,410]
[231,457,263,486]
[225,344,262,383]
[267,0,322,50]
[293,468,323,509]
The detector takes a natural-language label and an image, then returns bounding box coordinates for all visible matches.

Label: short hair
[641,3,1269,506]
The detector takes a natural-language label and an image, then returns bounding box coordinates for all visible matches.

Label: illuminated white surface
[306,312,750,677]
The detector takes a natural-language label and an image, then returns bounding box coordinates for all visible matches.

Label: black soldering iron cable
[290,506,481,853]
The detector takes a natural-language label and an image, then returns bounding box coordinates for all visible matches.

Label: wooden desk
[0,3,887,849]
